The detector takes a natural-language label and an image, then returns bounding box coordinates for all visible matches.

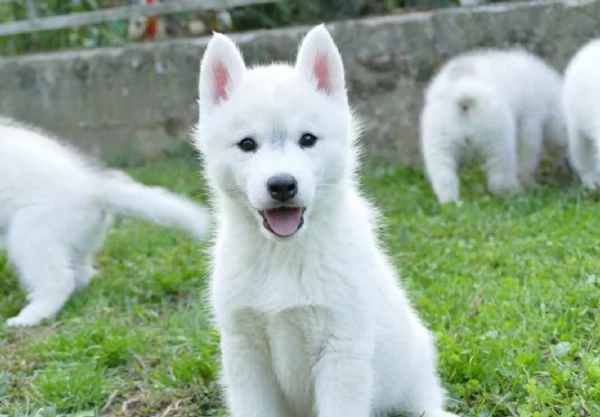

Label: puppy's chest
[216,260,354,414]
[215,253,347,314]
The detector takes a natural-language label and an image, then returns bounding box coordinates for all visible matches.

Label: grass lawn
[0,155,598,417]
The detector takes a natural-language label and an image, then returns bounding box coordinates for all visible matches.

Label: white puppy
[563,38,600,189]
[0,118,211,327]
[195,25,460,417]
[420,49,566,204]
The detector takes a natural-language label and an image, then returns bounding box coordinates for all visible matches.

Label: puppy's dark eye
[299,132,318,148]
[238,137,257,152]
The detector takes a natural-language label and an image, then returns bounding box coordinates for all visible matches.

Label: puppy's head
[195,25,358,241]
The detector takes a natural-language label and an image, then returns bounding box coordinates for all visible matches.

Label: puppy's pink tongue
[264,207,303,237]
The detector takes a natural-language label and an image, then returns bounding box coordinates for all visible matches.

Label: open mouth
[259,207,305,237]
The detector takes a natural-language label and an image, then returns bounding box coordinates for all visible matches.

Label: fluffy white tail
[99,170,211,242]
[457,95,476,114]
[452,80,490,116]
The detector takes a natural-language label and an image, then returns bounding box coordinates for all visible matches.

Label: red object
[145,0,158,40]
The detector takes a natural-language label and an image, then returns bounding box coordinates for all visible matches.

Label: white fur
[195,25,459,417]
[420,49,566,204]
[563,38,600,189]
[0,118,211,327]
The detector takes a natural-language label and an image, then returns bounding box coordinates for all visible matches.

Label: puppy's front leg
[221,330,290,417]
[314,337,373,417]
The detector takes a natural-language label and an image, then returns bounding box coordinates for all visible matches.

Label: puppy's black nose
[267,174,297,202]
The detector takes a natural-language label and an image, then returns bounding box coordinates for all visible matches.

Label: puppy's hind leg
[422,143,461,205]
[568,126,600,189]
[73,210,113,291]
[481,113,521,196]
[5,212,77,327]
[421,106,462,205]
[401,336,461,417]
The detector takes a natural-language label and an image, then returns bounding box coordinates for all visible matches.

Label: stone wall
[0,0,598,166]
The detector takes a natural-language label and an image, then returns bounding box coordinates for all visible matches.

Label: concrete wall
[0,0,599,166]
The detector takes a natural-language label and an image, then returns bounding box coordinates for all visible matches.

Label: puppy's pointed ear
[295,24,346,101]
[199,32,246,113]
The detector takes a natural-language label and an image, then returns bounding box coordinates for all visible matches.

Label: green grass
[1,156,599,417]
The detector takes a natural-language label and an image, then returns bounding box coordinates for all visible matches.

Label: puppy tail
[456,95,476,115]
[451,78,496,118]
[98,170,212,242]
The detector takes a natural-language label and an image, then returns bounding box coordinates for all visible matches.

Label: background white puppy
[420,49,566,204]
[0,118,211,327]
[195,25,459,417]
[563,38,600,189]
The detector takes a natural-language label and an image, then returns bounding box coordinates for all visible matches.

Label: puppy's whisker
[316,183,343,188]
[218,187,246,195]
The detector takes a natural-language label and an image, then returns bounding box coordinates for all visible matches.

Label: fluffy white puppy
[563,38,600,189]
[195,25,460,417]
[0,118,211,326]
[420,49,566,204]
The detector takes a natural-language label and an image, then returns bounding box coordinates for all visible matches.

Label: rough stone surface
[0,0,599,165]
